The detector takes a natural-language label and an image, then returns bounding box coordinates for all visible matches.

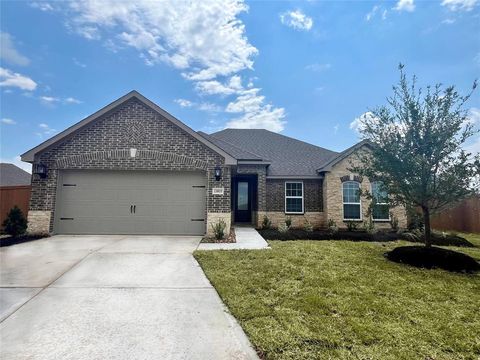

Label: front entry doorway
[233,176,255,223]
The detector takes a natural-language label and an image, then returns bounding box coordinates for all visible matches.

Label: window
[371,181,389,220]
[285,182,304,213]
[343,181,361,220]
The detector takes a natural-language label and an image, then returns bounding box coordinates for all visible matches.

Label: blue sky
[1,0,479,172]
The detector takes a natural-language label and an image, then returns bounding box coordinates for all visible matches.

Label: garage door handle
[133,205,136,213]
[130,205,133,214]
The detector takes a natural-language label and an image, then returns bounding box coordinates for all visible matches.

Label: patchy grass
[194,234,480,360]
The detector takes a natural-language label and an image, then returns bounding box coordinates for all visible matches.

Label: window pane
[286,182,302,197]
[343,182,360,203]
[286,198,303,213]
[372,182,387,203]
[373,204,389,220]
[344,204,361,219]
[237,182,248,210]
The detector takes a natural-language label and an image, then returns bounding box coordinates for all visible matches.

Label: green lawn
[194,234,480,360]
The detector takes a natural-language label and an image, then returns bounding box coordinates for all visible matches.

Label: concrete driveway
[0,235,258,359]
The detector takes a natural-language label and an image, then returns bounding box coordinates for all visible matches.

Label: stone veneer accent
[27,210,51,234]
[257,211,325,229]
[28,98,231,234]
[323,149,407,230]
[206,212,232,237]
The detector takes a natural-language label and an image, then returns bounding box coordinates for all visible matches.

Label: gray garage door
[54,170,206,235]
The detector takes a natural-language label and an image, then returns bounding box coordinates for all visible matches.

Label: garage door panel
[54,170,206,235]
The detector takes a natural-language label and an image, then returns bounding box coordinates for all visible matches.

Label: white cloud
[40,96,60,103]
[174,98,221,113]
[350,111,378,135]
[44,0,284,132]
[226,105,285,132]
[305,63,331,72]
[37,123,56,137]
[63,0,257,80]
[394,0,415,12]
[0,67,37,91]
[64,97,82,104]
[0,155,32,173]
[465,136,480,155]
[175,98,193,107]
[333,124,339,134]
[365,6,379,21]
[466,107,480,125]
[0,32,30,66]
[30,2,55,12]
[195,75,243,96]
[280,10,313,31]
[1,118,16,125]
[441,0,478,11]
[73,58,86,68]
[382,9,388,20]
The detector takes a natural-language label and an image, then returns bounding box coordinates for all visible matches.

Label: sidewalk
[197,227,269,250]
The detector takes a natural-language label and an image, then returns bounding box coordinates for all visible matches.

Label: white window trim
[371,182,390,221]
[342,181,362,221]
[285,181,304,214]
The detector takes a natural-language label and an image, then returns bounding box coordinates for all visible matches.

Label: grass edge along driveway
[194,235,480,360]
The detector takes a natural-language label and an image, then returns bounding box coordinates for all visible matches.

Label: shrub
[386,246,480,273]
[327,219,338,234]
[278,223,289,233]
[400,230,474,247]
[390,213,399,231]
[2,206,28,237]
[303,219,314,232]
[363,217,376,235]
[285,216,292,229]
[346,221,359,232]
[211,219,227,240]
[261,215,272,230]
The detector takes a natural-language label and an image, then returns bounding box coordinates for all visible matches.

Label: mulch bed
[0,234,49,247]
[386,246,480,273]
[201,227,236,243]
[258,229,401,242]
[257,228,475,247]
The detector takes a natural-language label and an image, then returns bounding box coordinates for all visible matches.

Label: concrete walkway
[0,235,258,359]
[197,227,269,250]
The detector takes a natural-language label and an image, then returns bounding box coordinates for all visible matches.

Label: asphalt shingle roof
[0,163,31,186]
[197,131,263,161]
[208,129,339,176]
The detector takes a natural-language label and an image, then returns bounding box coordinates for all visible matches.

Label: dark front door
[234,179,251,223]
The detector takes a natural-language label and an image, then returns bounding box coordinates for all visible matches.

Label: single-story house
[21,91,406,235]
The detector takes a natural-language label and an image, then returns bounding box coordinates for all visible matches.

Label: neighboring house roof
[209,129,339,177]
[316,139,370,173]
[21,91,236,165]
[0,163,31,186]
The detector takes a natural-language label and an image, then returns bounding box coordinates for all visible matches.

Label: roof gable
[316,140,370,173]
[21,91,236,164]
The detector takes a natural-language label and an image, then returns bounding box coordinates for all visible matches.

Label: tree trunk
[422,206,432,248]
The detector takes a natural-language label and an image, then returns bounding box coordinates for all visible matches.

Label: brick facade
[323,149,407,230]
[257,179,325,229]
[28,98,231,234]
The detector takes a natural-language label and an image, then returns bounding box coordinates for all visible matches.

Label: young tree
[351,65,480,247]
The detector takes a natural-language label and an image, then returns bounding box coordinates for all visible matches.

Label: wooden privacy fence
[0,185,31,228]
[431,196,480,233]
